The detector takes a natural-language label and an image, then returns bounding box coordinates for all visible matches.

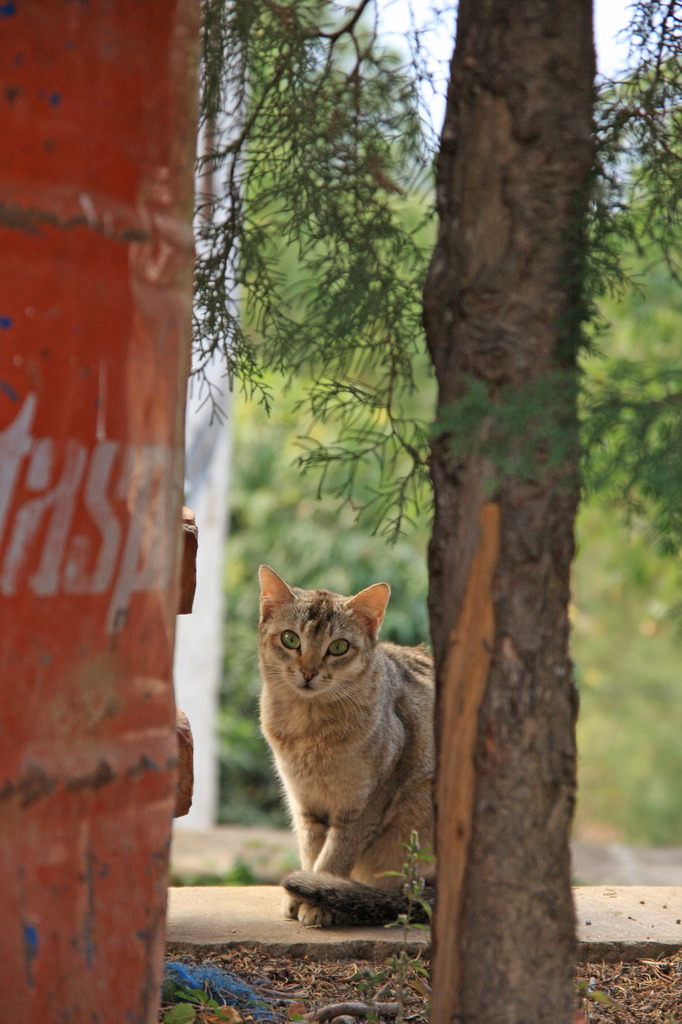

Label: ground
[160,948,682,1024]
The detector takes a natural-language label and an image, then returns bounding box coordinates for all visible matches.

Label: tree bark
[423,2,594,1023]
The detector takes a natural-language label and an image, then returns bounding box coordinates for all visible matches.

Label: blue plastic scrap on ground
[163,961,277,1022]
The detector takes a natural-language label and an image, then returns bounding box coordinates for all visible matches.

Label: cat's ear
[346,582,391,636]
[259,565,296,619]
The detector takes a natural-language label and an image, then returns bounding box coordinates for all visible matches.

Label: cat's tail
[282,870,434,926]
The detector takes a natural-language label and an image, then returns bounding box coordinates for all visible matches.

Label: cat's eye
[280,631,301,650]
[327,638,349,656]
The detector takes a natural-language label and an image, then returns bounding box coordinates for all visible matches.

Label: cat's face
[258,565,390,698]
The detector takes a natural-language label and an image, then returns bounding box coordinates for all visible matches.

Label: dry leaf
[209,1008,242,1024]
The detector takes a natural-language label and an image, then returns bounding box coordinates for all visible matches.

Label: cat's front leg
[295,810,328,870]
[312,818,360,879]
[288,820,360,926]
[284,810,329,921]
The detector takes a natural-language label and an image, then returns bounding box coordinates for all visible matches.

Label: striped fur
[282,870,434,926]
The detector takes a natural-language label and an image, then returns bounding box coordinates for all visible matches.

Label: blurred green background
[218,258,682,847]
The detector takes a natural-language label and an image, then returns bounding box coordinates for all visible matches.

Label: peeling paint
[83,847,95,969]
[96,356,107,441]
[22,922,38,988]
[0,764,56,807]
[0,379,19,402]
[65,760,115,793]
[79,192,98,228]
[0,200,148,242]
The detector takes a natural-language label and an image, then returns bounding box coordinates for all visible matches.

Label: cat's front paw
[297,901,334,928]
[282,893,301,920]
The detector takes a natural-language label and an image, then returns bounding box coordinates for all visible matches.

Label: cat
[258,564,435,927]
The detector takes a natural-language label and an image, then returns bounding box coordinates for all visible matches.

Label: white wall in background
[173,366,232,830]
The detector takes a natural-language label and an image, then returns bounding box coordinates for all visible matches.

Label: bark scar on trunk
[433,499,500,1021]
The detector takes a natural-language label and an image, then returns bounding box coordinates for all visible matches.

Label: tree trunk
[423,2,594,1022]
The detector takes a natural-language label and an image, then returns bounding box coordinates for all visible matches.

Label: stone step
[166,885,682,963]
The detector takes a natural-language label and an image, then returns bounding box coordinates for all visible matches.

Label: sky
[594,0,633,75]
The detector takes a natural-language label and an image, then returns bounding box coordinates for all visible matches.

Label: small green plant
[353,831,434,1024]
[575,976,627,1019]
[388,829,434,936]
[163,985,240,1023]
[163,1004,197,1024]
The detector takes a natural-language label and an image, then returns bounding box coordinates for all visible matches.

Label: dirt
[160,947,682,1024]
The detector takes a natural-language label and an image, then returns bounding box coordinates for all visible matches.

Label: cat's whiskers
[324,682,367,722]
[326,693,362,729]
[328,675,371,699]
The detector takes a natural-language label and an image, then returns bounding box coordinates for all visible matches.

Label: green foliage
[592,3,682,284]
[170,859,259,887]
[573,500,682,845]
[569,9,682,845]
[219,261,682,846]
[582,255,682,558]
[574,253,682,846]
[196,0,682,545]
[196,0,434,535]
[207,1,682,844]
[583,3,682,551]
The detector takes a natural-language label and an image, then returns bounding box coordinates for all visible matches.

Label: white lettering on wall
[0,394,177,634]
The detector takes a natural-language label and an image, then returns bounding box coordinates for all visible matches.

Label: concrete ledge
[166,885,682,963]
[166,885,429,960]
[574,886,682,961]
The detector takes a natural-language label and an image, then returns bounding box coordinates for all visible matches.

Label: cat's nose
[300,665,318,683]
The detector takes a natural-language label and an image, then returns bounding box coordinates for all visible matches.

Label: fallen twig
[304,1002,401,1021]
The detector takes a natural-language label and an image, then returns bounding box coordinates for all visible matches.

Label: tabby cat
[258,564,435,927]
